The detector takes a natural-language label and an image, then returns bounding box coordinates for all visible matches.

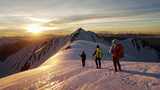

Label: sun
[27,24,43,34]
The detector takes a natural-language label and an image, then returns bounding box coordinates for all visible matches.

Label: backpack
[116,44,124,58]
[96,48,102,58]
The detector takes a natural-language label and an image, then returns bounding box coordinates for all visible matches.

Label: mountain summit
[70,28,99,42]
[0,28,159,78]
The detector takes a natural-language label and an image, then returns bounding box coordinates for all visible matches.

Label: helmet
[112,39,119,44]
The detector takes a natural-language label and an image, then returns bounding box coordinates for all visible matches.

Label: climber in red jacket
[110,39,124,72]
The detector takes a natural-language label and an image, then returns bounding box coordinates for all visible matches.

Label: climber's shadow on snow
[122,70,160,79]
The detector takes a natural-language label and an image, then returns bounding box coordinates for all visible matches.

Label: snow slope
[70,28,159,60]
[0,36,70,77]
[0,40,160,90]
[0,28,159,78]
[61,40,109,60]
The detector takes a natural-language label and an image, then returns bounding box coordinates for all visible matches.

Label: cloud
[0,0,160,17]
[0,0,160,34]
[44,7,160,26]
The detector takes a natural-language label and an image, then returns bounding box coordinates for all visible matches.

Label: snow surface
[1,28,159,78]
[0,40,160,90]
[0,36,70,77]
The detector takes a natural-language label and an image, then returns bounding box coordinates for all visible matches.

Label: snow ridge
[0,28,159,78]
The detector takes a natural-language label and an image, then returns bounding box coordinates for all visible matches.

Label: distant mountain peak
[71,28,85,37]
[77,27,85,32]
[70,28,99,42]
[72,27,86,35]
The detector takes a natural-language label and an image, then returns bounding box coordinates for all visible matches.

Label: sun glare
[27,24,43,34]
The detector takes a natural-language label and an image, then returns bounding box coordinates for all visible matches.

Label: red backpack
[115,43,124,58]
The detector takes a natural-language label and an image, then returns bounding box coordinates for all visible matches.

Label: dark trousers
[95,58,101,69]
[112,57,122,72]
[82,59,86,67]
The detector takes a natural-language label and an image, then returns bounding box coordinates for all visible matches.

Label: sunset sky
[0,0,160,36]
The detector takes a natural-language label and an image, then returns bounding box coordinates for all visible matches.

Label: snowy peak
[73,28,85,34]
[71,28,88,38]
[70,28,99,42]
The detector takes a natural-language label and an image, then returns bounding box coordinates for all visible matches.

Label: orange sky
[0,0,160,36]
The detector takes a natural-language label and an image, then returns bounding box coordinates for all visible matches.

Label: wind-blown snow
[0,40,160,90]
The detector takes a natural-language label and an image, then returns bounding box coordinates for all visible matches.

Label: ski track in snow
[0,58,160,90]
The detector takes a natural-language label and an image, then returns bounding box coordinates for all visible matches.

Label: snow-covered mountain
[70,28,100,42]
[3,27,109,72]
[70,28,109,45]
[0,37,21,62]
[69,28,159,61]
[0,36,70,77]
[122,38,159,61]
[0,28,159,78]
[0,37,160,90]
